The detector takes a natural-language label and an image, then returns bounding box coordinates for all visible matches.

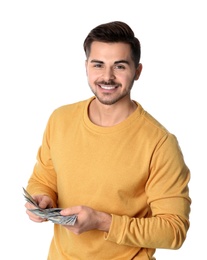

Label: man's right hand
[25,194,53,222]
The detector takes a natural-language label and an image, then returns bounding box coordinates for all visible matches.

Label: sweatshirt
[27,97,191,260]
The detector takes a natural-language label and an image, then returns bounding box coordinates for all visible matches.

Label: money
[23,187,77,225]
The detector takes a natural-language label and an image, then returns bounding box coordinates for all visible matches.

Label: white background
[0,0,206,259]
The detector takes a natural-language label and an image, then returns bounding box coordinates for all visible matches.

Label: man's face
[85,41,142,105]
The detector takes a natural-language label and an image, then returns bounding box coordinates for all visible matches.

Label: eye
[93,63,103,68]
[114,64,125,70]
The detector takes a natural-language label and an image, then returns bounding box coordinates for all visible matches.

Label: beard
[89,78,135,106]
[92,91,128,105]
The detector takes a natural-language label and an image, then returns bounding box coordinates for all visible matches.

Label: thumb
[38,196,53,209]
[60,206,81,216]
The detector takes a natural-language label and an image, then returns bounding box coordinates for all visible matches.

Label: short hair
[83,21,141,68]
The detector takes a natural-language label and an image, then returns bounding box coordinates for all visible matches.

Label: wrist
[96,211,112,232]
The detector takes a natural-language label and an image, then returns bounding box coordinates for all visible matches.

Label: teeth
[100,85,116,89]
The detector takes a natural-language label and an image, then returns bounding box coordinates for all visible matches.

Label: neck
[88,98,137,127]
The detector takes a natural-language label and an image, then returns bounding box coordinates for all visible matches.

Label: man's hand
[25,194,53,222]
[60,206,112,235]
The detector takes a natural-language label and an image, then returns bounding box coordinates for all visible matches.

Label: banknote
[23,187,77,225]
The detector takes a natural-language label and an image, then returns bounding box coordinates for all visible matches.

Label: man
[25,21,191,259]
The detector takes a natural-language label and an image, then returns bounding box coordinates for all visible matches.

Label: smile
[99,85,118,90]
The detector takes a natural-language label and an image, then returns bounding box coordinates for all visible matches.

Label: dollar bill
[23,187,77,225]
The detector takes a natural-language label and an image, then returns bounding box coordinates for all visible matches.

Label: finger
[25,202,36,210]
[34,195,53,209]
[38,200,50,209]
[26,209,47,222]
[60,206,82,216]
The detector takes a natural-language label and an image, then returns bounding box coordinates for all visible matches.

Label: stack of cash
[23,187,77,225]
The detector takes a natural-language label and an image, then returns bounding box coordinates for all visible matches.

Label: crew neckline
[83,97,143,134]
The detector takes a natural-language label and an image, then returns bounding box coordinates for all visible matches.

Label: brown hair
[83,21,141,68]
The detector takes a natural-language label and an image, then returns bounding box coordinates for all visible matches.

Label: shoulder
[50,97,93,119]
[136,102,169,135]
[54,99,89,115]
[44,97,93,129]
[136,103,179,146]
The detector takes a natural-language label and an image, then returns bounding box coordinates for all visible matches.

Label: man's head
[84,21,142,106]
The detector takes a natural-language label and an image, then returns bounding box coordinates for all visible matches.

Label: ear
[134,63,143,80]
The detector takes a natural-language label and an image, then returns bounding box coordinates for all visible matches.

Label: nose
[102,67,116,81]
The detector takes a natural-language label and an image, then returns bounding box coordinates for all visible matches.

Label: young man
[25,21,191,259]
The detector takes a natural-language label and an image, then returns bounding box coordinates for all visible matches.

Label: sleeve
[105,134,191,249]
[26,113,58,206]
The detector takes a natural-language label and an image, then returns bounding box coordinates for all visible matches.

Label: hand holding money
[23,187,77,225]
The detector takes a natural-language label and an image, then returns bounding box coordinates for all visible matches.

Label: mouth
[99,84,118,90]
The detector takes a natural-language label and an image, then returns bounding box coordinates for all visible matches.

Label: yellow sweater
[27,97,191,260]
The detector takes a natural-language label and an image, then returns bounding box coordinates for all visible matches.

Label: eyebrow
[90,59,130,65]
